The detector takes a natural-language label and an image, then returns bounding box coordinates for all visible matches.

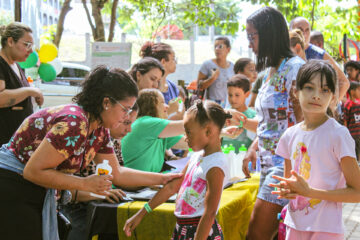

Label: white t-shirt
[276,118,356,234]
[174,151,230,218]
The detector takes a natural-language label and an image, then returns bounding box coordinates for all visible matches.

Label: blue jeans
[257,166,289,206]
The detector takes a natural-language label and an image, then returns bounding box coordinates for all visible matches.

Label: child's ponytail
[188,100,232,130]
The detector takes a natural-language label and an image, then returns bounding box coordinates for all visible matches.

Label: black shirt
[0,56,33,145]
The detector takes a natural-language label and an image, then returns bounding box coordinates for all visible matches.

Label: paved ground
[344,203,360,240]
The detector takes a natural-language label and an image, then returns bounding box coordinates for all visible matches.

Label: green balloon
[18,51,38,69]
[38,63,56,82]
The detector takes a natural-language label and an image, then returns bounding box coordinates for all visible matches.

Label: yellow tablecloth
[116,175,260,240]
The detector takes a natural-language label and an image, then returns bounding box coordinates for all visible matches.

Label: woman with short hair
[0,22,44,145]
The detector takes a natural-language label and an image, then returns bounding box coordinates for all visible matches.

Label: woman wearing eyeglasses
[0,22,44,145]
[197,36,235,107]
[140,42,184,120]
[241,7,305,240]
[0,66,182,239]
[60,105,140,240]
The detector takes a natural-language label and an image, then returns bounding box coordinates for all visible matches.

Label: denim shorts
[257,166,289,206]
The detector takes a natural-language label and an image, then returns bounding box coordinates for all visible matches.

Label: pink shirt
[276,118,356,234]
[174,151,230,218]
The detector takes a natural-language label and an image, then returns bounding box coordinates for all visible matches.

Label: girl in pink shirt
[271,59,360,239]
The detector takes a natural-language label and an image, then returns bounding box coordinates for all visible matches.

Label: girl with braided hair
[124,100,234,240]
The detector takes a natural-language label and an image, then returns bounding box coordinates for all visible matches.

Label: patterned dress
[8,104,114,174]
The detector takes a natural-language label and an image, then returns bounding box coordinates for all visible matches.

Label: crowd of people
[0,5,360,240]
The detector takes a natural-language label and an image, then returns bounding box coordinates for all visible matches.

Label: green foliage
[40,24,57,45]
[245,0,359,61]
[0,10,13,26]
[102,0,241,39]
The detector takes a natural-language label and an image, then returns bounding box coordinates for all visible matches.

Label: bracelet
[144,203,152,213]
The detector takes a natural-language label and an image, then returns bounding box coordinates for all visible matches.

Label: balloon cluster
[18,43,63,82]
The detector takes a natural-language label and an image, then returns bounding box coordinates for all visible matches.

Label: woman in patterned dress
[0,65,181,240]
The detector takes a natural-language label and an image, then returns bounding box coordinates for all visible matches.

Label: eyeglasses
[108,96,133,116]
[214,44,225,50]
[247,32,258,43]
[21,41,33,50]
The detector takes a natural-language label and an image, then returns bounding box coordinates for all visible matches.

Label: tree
[105,0,241,40]
[53,0,72,47]
[245,0,360,60]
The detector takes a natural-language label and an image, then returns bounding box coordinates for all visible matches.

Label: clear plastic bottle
[228,144,237,178]
[178,98,184,112]
[187,148,194,158]
[95,159,112,176]
[236,144,247,178]
[90,160,112,199]
[27,76,39,112]
[223,146,233,179]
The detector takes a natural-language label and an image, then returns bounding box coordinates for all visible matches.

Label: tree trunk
[82,0,97,39]
[53,0,72,47]
[91,0,107,42]
[108,0,119,42]
[14,0,21,21]
[310,0,316,29]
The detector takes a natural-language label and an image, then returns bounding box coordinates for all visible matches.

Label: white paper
[166,157,190,172]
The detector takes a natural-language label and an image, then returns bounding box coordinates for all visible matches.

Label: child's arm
[271,156,360,202]
[123,163,189,237]
[194,167,225,240]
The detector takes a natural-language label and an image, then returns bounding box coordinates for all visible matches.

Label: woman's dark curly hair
[187,100,232,130]
[128,57,165,83]
[136,88,162,118]
[73,65,138,122]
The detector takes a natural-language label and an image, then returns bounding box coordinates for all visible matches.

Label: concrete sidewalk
[344,203,360,239]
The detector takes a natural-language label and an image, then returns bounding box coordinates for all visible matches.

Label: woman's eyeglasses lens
[214,44,224,49]
[22,41,33,50]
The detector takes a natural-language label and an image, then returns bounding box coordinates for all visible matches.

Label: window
[43,13,48,26]
[49,16,53,25]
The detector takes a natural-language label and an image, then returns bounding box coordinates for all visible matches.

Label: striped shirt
[343,99,360,138]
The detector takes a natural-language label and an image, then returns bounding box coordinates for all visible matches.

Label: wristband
[144,203,153,213]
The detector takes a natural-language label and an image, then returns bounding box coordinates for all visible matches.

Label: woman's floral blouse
[7,104,114,174]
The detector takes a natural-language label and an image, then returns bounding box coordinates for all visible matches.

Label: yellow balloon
[38,43,58,63]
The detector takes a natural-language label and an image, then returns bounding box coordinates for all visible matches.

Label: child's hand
[225,109,247,127]
[269,170,311,199]
[242,149,257,178]
[167,99,180,115]
[123,211,144,237]
[222,126,243,139]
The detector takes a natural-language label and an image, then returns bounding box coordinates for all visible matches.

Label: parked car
[40,62,90,108]
[44,62,90,86]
